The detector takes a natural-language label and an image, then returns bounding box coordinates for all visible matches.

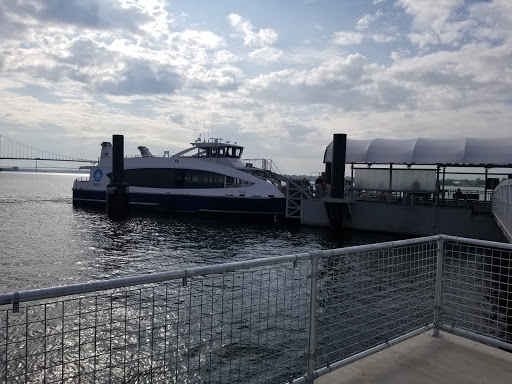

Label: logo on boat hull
[93,169,103,182]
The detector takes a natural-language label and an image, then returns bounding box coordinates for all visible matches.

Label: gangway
[285,178,315,219]
[241,158,317,220]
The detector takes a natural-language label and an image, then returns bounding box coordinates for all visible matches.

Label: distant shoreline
[0,168,88,174]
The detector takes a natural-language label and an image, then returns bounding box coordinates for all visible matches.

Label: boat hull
[72,189,286,216]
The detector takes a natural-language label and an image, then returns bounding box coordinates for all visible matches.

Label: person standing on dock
[315,176,325,197]
[454,188,462,203]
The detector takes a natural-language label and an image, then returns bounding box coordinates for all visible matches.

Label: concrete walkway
[315,331,512,384]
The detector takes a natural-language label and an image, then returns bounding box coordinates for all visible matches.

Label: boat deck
[315,331,512,384]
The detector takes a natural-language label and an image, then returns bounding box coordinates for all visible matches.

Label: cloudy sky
[0,0,511,174]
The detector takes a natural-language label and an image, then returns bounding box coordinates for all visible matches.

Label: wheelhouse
[172,138,244,159]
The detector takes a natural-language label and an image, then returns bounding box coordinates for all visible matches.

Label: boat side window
[176,170,185,186]
[124,168,175,188]
[223,176,255,188]
[190,170,225,188]
[191,173,201,183]
[123,168,254,189]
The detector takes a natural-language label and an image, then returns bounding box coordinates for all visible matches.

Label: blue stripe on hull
[73,189,285,216]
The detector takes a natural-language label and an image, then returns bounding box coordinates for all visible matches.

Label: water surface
[0,172,405,292]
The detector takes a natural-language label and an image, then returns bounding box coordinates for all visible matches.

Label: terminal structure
[299,134,512,242]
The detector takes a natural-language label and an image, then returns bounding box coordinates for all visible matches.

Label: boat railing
[349,187,494,207]
[124,154,148,159]
[2,235,511,383]
[73,178,90,185]
[243,158,286,186]
[243,158,282,174]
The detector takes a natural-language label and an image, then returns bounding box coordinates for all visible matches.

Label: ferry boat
[72,138,286,217]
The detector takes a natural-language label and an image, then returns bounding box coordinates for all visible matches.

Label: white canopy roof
[323,137,512,166]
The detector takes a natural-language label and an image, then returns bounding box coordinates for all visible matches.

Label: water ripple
[0,172,405,293]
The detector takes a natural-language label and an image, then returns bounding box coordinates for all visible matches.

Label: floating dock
[290,134,512,243]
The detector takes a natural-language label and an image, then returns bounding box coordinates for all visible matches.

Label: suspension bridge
[0,133,96,167]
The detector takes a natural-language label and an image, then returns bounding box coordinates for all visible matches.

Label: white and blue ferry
[73,138,286,217]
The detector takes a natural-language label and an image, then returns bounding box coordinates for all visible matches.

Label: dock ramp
[285,178,315,219]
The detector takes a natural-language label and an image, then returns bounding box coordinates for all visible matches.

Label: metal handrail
[0,251,310,306]
[3,234,511,307]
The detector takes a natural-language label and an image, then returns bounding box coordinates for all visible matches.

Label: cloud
[333,13,396,46]
[356,11,383,31]
[168,112,185,125]
[0,3,233,95]
[285,123,313,139]
[95,60,180,96]
[185,65,241,91]
[228,13,278,47]
[66,37,118,67]
[244,27,512,121]
[213,50,238,64]
[331,30,397,47]
[168,30,224,51]
[247,54,370,108]
[397,0,461,30]
[249,47,284,62]
[395,0,512,48]
[1,0,512,174]
[370,34,397,43]
[467,0,512,44]
[385,42,512,108]
[0,0,152,36]
[226,13,283,62]
[331,31,365,45]
[0,3,30,40]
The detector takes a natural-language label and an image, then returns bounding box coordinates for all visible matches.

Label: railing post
[433,236,445,337]
[306,251,321,382]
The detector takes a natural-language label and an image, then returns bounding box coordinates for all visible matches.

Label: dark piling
[106,134,130,219]
[330,133,347,199]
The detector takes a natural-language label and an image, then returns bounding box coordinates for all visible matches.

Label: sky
[0,0,511,175]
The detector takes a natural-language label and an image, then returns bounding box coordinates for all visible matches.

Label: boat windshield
[205,145,243,158]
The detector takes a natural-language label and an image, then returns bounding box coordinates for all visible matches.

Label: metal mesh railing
[492,179,512,242]
[441,238,512,345]
[1,235,512,383]
[0,258,311,384]
[313,239,438,369]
